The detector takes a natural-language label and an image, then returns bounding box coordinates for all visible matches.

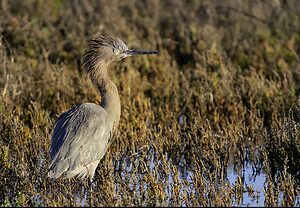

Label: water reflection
[111,146,273,207]
[45,145,298,207]
[227,162,266,206]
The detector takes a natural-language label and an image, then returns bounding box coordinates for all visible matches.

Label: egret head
[83,35,159,75]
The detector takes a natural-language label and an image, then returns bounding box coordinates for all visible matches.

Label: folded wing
[48,103,108,179]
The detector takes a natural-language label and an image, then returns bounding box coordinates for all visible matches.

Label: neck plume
[84,60,121,123]
[82,37,121,121]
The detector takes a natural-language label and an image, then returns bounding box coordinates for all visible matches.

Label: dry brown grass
[0,0,299,206]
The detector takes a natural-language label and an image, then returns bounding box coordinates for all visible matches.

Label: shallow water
[227,162,266,206]
[110,146,298,207]
[29,146,298,207]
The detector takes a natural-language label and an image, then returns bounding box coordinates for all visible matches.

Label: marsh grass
[0,0,300,206]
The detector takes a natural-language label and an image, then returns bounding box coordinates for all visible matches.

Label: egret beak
[124,49,159,56]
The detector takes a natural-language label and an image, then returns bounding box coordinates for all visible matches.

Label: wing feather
[48,103,108,178]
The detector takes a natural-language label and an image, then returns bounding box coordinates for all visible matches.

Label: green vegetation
[0,0,299,206]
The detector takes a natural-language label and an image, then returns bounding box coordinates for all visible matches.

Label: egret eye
[113,48,120,55]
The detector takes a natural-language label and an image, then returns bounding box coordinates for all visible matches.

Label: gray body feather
[48,103,109,180]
